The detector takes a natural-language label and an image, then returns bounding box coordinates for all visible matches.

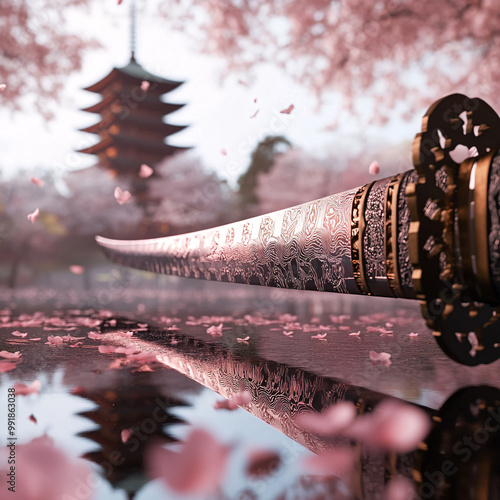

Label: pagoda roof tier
[88,149,190,171]
[83,60,184,94]
[77,134,188,156]
[81,92,186,115]
[80,116,188,137]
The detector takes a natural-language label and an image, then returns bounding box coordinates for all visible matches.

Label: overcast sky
[0,1,418,186]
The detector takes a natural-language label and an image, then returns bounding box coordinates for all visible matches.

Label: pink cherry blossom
[11,331,28,337]
[45,336,64,346]
[127,351,158,364]
[280,104,294,114]
[139,163,154,178]
[141,80,150,92]
[88,331,104,340]
[14,380,41,396]
[384,476,416,500]
[369,350,392,366]
[69,265,85,275]
[114,186,132,205]
[98,346,117,354]
[344,399,431,453]
[30,177,44,187]
[311,333,327,341]
[302,448,355,477]
[0,436,93,499]
[146,428,230,495]
[369,161,380,175]
[116,331,134,338]
[295,401,357,436]
[0,350,21,360]
[207,324,223,337]
[0,362,17,373]
[27,208,40,223]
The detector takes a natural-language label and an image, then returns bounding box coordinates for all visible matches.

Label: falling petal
[237,336,250,343]
[344,399,431,453]
[146,428,230,494]
[280,104,294,114]
[114,186,132,205]
[295,401,357,436]
[29,414,37,424]
[369,161,380,175]
[250,109,260,119]
[384,476,416,500]
[283,330,294,337]
[221,149,227,156]
[349,331,361,337]
[408,332,419,338]
[31,177,45,187]
[139,163,154,178]
[0,436,93,498]
[141,80,150,92]
[69,265,85,275]
[121,428,133,443]
[27,208,40,223]
[0,84,6,91]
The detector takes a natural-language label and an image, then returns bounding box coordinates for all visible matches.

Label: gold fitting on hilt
[408,93,500,365]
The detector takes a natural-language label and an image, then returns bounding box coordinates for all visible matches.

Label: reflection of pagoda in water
[78,1,188,209]
[75,370,198,499]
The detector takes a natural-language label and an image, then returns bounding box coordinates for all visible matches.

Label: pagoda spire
[130,0,137,62]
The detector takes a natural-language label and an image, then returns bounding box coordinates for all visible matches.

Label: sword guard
[409,94,500,365]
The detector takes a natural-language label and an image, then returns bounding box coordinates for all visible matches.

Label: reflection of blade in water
[73,369,199,499]
[415,385,500,500]
[102,326,433,497]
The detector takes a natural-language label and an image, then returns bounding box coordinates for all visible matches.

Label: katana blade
[96,94,500,366]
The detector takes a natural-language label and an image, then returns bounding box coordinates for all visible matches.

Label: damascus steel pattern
[489,151,500,299]
[398,170,418,298]
[363,177,394,296]
[97,189,361,295]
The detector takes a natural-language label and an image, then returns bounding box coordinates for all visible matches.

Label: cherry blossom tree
[254,140,412,214]
[0,167,142,287]
[162,0,500,120]
[148,152,232,233]
[0,0,95,117]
